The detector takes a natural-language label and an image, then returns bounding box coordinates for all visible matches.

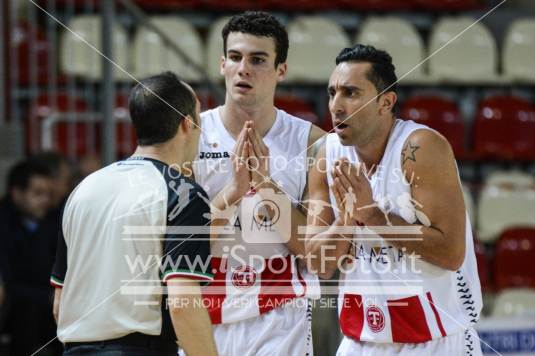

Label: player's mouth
[235,81,253,93]
[333,120,349,133]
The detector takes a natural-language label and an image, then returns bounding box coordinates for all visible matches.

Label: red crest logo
[365,306,385,333]
[231,265,257,289]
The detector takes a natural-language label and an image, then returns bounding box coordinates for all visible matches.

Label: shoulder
[307,124,326,147]
[200,107,218,120]
[402,128,455,173]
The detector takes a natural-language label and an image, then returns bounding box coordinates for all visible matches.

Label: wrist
[360,206,384,226]
[225,184,245,205]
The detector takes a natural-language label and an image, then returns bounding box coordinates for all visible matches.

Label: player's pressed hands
[246,122,270,189]
[332,159,375,225]
[228,123,252,202]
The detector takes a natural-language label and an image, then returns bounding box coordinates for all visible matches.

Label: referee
[50,72,218,356]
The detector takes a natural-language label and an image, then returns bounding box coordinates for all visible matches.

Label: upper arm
[163,191,214,285]
[51,210,68,288]
[306,143,335,230]
[402,130,466,256]
[307,124,326,157]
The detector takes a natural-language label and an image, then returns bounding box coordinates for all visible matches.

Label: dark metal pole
[0,0,5,124]
[102,0,116,164]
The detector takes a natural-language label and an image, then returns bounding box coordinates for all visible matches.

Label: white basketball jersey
[325,119,482,343]
[194,107,319,324]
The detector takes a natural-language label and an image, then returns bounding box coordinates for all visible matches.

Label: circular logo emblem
[365,306,385,333]
[253,199,280,226]
[231,265,257,289]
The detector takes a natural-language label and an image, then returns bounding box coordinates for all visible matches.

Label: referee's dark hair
[335,44,398,96]
[129,71,197,146]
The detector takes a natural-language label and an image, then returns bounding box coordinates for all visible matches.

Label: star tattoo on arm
[401,141,420,164]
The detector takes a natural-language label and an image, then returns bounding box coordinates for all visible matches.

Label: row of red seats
[25,93,535,161]
[475,227,535,293]
[278,94,535,161]
[25,92,217,158]
[37,0,482,11]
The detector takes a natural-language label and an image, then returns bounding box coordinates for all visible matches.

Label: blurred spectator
[29,151,73,210]
[0,159,61,355]
[73,153,102,186]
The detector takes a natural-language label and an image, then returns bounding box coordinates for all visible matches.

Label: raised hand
[332,159,375,225]
[246,122,270,189]
[227,123,252,202]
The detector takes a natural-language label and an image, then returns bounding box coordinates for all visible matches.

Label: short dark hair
[7,159,52,191]
[29,151,69,176]
[222,11,289,67]
[335,44,398,95]
[128,72,196,146]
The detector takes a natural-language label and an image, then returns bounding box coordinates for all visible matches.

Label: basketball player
[305,44,483,355]
[191,11,324,356]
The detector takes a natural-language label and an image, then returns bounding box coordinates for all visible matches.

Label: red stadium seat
[26,94,89,155]
[114,95,137,158]
[200,0,262,10]
[267,0,335,10]
[473,237,491,292]
[27,94,139,159]
[133,0,201,9]
[338,0,416,11]
[414,0,481,11]
[322,112,334,133]
[473,96,535,160]
[275,96,320,126]
[494,227,535,291]
[400,96,466,158]
[12,22,51,85]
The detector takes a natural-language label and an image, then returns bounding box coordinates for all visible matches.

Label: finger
[331,184,342,206]
[234,126,247,158]
[339,160,353,177]
[249,124,268,156]
[337,172,353,192]
[334,177,348,196]
[340,161,360,186]
[247,128,264,159]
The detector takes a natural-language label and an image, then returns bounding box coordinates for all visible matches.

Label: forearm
[306,217,352,278]
[168,283,218,356]
[53,288,62,324]
[363,207,464,270]
[258,181,307,256]
[209,183,242,242]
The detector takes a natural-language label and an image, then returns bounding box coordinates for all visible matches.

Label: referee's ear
[179,115,196,135]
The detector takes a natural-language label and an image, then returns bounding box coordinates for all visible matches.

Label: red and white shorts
[336,327,482,356]
[179,298,313,356]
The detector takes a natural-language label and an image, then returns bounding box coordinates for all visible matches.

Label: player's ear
[276,62,287,83]
[379,91,397,116]
[220,55,226,76]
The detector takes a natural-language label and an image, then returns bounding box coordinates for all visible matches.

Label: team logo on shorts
[231,265,257,289]
[365,306,385,333]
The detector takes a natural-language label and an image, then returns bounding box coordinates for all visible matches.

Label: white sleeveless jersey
[325,119,482,344]
[194,107,319,324]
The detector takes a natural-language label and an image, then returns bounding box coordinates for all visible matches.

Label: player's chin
[336,132,353,146]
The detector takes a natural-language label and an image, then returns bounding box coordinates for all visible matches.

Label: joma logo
[199,151,230,159]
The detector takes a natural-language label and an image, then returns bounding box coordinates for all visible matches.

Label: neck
[220,98,277,139]
[354,116,396,172]
[132,141,189,170]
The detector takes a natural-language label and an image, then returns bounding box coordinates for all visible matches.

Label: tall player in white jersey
[306,44,483,355]
[191,12,324,356]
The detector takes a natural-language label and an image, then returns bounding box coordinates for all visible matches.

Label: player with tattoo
[305,44,483,356]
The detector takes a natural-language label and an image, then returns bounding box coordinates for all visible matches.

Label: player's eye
[229,55,241,62]
[251,57,265,65]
